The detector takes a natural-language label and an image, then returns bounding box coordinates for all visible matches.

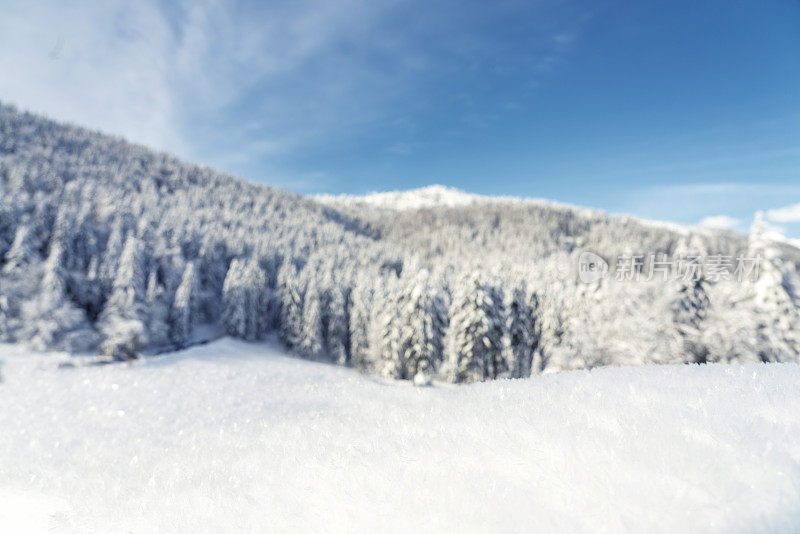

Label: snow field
[1,339,800,533]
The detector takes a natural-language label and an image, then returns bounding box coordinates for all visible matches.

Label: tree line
[1,102,799,383]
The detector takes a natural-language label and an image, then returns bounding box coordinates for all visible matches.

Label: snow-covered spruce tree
[0,292,9,341]
[98,235,148,359]
[503,279,537,378]
[322,283,350,365]
[242,258,272,340]
[170,261,196,348]
[2,224,37,275]
[76,254,105,321]
[550,279,605,371]
[196,236,228,323]
[222,258,272,341]
[145,269,171,348]
[277,260,304,350]
[0,202,15,262]
[243,258,260,336]
[348,276,374,372]
[671,276,710,363]
[298,277,325,359]
[31,199,58,248]
[698,282,758,364]
[65,205,98,273]
[50,207,73,256]
[747,213,800,362]
[222,258,247,338]
[442,273,507,383]
[531,281,567,373]
[98,220,127,293]
[372,276,404,379]
[395,271,447,384]
[60,209,102,317]
[19,240,95,352]
[526,290,543,374]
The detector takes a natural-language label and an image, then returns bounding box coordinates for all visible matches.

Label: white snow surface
[315,185,704,236]
[2,338,800,533]
[316,184,602,216]
[316,184,481,210]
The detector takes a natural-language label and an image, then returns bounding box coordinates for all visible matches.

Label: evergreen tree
[503,280,536,378]
[20,240,94,351]
[98,235,148,359]
[0,204,14,261]
[222,259,248,338]
[396,271,447,383]
[98,221,126,292]
[748,213,800,362]
[323,284,350,365]
[671,276,710,363]
[531,282,565,374]
[527,291,543,374]
[277,260,304,349]
[348,276,374,371]
[242,258,270,340]
[298,277,324,359]
[78,254,105,321]
[197,236,228,322]
[222,257,273,341]
[171,262,196,348]
[443,273,506,383]
[373,278,403,379]
[2,224,37,275]
[67,206,97,272]
[145,269,171,348]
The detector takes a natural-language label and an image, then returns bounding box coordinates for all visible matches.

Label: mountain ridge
[2,101,800,381]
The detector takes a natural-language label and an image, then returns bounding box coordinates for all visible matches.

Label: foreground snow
[1,340,800,533]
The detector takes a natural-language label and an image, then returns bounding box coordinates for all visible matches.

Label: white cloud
[766,201,800,223]
[615,183,800,240]
[0,0,184,154]
[0,1,327,159]
[0,0,584,190]
[0,0,428,167]
[752,210,789,242]
[698,215,740,230]
[762,222,788,242]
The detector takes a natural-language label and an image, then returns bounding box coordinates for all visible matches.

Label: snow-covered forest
[2,102,800,382]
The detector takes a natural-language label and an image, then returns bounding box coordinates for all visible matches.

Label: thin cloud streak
[767,202,800,223]
[0,0,183,153]
[0,0,584,190]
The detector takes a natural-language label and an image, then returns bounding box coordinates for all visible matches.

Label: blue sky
[1,0,799,236]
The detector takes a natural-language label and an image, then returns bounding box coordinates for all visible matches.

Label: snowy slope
[316,184,603,216]
[316,185,484,210]
[315,184,698,234]
[2,339,800,533]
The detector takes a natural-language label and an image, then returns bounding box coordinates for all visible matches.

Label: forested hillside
[2,103,800,382]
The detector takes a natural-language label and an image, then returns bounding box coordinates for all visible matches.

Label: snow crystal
[2,339,800,532]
